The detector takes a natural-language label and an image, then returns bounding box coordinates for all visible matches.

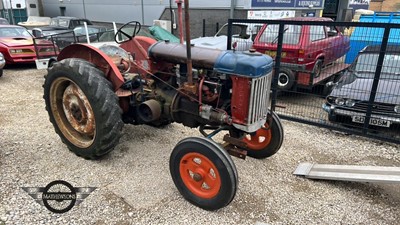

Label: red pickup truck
[252,17,350,91]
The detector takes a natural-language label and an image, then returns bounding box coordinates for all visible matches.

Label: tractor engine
[122,41,273,134]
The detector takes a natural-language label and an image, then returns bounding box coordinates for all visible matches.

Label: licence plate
[352,116,391,127]
[265,50,286,58]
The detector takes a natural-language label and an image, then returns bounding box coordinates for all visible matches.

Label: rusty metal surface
[57,44,124,90]
[139,99,162,122]
[62,83,95,136]
[184,0,193,84]
[115,88,133,97]
[50,77,96,149]
[148,42,222,70]
[224,145,247,160]
[223,134,248,149]
[182,82,198,95]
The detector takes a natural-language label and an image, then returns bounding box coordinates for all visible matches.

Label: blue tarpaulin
[345,12,400,64]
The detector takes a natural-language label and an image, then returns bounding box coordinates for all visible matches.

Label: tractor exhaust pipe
[138,99,162,122]
[184,0,193,85]
[175,0,184,44]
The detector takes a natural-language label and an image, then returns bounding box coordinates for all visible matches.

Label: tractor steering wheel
[114,21,141,44]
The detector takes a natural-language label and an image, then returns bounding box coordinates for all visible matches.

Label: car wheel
[313,59,323,78]
[277,68,295,91]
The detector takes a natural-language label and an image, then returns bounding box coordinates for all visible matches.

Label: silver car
[323,45,400,128]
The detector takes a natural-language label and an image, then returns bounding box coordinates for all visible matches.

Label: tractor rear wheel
[170,137,238,210]
[231,111,284,159]
[43,58,123,159]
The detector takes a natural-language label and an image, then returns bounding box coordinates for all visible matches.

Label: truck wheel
[170,137,238,210]
[231,111,284,159]
[313,59,323,78]
[43,58,123,159]
[277,68,295,91]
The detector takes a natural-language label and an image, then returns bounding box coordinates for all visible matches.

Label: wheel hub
[62,84,95,135]
[278,73,289,86]
[192,172,203,182]
[179,153,221,199]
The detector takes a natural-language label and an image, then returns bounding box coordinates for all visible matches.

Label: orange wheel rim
[243,123,272,150]
[179,152,221,199]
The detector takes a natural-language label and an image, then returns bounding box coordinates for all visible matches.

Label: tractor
[42,17,284,210]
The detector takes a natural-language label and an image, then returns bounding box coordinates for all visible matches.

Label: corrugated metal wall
[41,0,247,25]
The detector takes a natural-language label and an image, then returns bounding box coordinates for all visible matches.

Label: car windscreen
[50,18,69,28]
[74,27,100,36]
[0,27,31,37]
[216,24,248,38]
[355,53,400,79]
[259,24,301,44]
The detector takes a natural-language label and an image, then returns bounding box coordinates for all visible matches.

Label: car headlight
[10,49,23,54]
[335,98,345,106]
[394,105,400,113]
[39,47,55,53]
[345,99,356,107]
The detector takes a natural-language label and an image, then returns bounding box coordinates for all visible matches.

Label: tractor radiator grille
[248,74,272,126]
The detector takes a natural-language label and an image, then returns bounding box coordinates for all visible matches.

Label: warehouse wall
[41,0,248,25]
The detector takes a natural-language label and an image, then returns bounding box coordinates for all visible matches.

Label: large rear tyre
[170,137,238,211]
[43,58,124,159]
[232,111,284,159]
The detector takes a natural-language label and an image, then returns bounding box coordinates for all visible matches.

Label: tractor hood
[149,41,273,78]
[0,37,33,47]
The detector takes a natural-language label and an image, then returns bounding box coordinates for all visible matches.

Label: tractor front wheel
[170,137,238,210]
[232,111,284,159]
[43,58,123,159]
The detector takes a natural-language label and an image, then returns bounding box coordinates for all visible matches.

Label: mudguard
[57,44,125,90]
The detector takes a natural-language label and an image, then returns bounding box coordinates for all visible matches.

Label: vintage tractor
[42,20,284,210]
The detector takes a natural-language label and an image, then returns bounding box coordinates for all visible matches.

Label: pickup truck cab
[253,17,350,91]
[32,16,93,37]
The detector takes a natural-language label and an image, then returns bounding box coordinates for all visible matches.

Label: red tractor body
[43,23,283,210]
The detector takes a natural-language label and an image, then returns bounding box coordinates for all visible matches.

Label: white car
[190,23,257,51]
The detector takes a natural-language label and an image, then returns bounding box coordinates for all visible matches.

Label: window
[16,4,21,8]
[309,25,326,41]
[260,24,302,45]
[326,26,338,37]
[30,4,37,8]
[60,7,66,16]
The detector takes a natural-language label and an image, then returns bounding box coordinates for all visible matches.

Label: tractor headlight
[335,98,345,106]
[345,99,356,107]
[394,105,400,113]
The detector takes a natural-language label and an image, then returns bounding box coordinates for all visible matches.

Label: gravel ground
[0,66,399,225]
